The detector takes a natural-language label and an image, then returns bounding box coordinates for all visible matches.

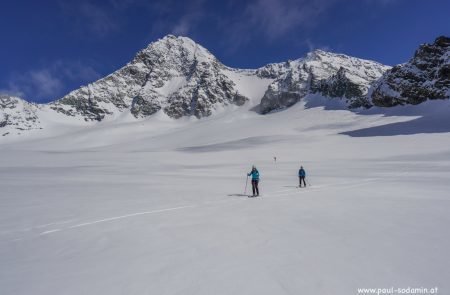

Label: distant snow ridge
[259,50,390,113]
[371,36,450,107]
[0,95,41,136]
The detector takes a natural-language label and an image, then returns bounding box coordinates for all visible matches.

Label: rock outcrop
[371,36,450,107]
[0,95,41,135]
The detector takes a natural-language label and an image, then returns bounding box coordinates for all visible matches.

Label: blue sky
[1,0,449,103]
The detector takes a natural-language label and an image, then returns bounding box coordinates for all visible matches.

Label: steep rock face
[259,50,390,114]
[313,67,369,108]
[371,36,450,107]
[50,35,249,120]
[259,62,309,112]
[0,95,41,135]
[255,62,291,79]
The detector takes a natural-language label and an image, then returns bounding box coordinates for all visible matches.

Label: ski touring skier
[298,166,306,188]
[247,165,260,197]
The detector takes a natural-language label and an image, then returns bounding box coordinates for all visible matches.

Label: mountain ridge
[1,35,449,137]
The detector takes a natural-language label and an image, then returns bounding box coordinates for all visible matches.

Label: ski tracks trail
[1,177,384,242]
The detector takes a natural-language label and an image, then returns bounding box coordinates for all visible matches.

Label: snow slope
[1,98,449,295]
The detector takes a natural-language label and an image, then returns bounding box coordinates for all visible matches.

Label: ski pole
[244,175,249,195]
[306,179,311,187]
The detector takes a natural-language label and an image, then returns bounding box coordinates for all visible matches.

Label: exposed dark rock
[130,95,161,118]
[372,36,450,107]
[0,95,40,133]
[312,67,369,108]
[0,117,8,128]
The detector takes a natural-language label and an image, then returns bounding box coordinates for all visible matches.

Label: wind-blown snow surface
[1,100,450,295]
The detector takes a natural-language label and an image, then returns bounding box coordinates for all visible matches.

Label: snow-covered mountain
[0,95,41,136]
[371,36,450,107]
[2,35,449,137]
[50,35,389,122]
[259,50,390,113]
[49,35,249,121]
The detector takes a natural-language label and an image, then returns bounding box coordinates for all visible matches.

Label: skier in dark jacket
[298,166,306,187]
[247,165,260,197]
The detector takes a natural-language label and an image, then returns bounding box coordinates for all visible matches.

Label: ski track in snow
[0,158,435,242]
[0,219,77,235]
[3,177,384,241]
[5,163,441,243]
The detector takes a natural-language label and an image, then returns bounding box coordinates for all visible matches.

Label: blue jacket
[298,168,306,177]
[248,169,260,180]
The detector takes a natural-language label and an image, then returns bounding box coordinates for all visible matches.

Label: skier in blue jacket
[247,165,260,197]
[298,166,306,187]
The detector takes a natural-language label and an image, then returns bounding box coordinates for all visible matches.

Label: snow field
[1,100,450,294]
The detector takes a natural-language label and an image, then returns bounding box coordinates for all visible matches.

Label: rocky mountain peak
[371,36,450,107]
[434,36,450,47]
[259,50,390,113]
[0,95,41,136]
[135,35,220,69]
[49,35,246,121]
[306,49,336,60]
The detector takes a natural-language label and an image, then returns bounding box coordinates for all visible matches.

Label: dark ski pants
[299,176,306,187]
[251,180,259,196]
